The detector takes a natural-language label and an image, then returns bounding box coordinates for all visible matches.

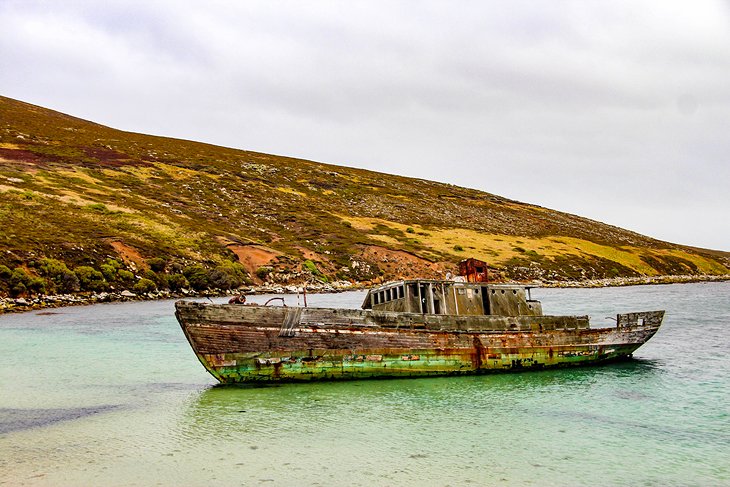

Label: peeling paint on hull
[175,302,663,384]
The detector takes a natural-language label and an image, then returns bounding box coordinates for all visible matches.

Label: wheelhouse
[361,280,543,317]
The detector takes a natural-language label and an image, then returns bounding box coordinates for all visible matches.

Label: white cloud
[1,0,728,249]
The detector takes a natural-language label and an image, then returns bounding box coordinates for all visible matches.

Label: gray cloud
[1,0,728,249]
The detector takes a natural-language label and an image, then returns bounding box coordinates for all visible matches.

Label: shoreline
[1,274,729,314]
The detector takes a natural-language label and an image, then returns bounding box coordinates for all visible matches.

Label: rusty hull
[175,302,664,383]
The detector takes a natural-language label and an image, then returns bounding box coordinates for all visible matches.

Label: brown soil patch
[109,240,147,270]
[358,245,452,280]
[293,246,335,271]
[220,240,283,275]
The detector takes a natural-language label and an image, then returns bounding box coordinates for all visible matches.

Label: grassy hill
[1,95,728,298]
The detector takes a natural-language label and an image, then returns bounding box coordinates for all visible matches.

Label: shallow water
[1,283,728,486]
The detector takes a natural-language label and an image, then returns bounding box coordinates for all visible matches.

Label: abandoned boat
[175,259,664,383]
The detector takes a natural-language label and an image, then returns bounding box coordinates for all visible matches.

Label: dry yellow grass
[342,216,723,276]
[276,186,307,197]
[151,162,201,180]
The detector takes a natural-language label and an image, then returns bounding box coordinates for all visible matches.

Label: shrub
[10,282,26,297]
[133,278,157,294]
[183,265,209,290]
[73,266,106,292]
[58,271,80,293]
[154,273,169,290]
[406,227,415,234]
[117,269,135,285]
[207,268,236,290]
[142,269,158,282]
[28,277,46,294]
[167,274,189,291]
[9,268,33,297]
[148,257,167,273]
[303,260,318,273]
[302,259,329,283]
[453,245,464,252]
[0,264,11,279]
[207,261,248,289]
[256,266,273,280]
[38,258,69,277]
[37,258,80,293]
[100,263,118,282]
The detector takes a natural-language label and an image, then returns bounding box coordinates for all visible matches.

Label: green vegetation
[0,94,728,300]
[133,278,157,294]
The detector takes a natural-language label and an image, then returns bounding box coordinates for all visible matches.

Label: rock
[120,290,136,298]
[14,298,28,305]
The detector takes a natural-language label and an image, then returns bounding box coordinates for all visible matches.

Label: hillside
[1,95,728,299]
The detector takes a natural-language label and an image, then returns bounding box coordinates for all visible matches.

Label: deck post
[428,283,435,314]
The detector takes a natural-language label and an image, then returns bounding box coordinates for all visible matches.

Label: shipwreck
[175,258,664,383]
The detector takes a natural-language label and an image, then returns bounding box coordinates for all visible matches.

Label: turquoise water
[1,283,728,486]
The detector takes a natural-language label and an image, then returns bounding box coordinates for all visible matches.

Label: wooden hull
[175,301,664,383]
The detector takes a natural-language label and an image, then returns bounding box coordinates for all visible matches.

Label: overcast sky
[1,1,728,250]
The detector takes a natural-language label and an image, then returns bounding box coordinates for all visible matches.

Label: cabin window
[386,289,392,301]
[409,283,418,296]
[379,291,385,303]
[501,290,505,294]
[398,286,404,299]
[373,293,379,305]
[475,288,479,294]
[491,290,496,295]
[458,289,465,295]
[476,266,484,273]
[513,290,517,294]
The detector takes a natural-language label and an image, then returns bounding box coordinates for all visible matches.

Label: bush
[100,263,118,282]
[406,227,415,234]
[453,245,464,252]
[303,260,318,273]
[117,269,135,285]
[183,265,210,290]
[28,277,46,294]
[9,268,34,297]
[167,273,189,291]
[38,258,69,277]
[73,266,106,292]
[148,257,167,273]
[37,258,80,293]
[10,282,26,297]
[58,271,80,293]
[0,264,11,279]
[302,259,329,283]
[256,266,273,280]
[133,278,157,294]
[207,261,248,290]
[154,272,169,290]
